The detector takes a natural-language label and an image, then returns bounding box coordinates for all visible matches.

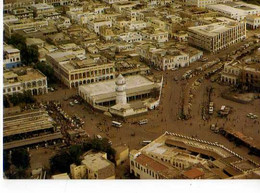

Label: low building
[81,151,115,179]
[3,109,62,150]
[70,164,87,179]
[78,74,162,109]
[3,44,21,69]
[114,144,129,166]
[46,51,115,88]
[130,132,260,179]
[188,21,246,53]
[3,67,48,95]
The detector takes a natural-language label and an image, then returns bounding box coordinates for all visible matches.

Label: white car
[74,99,79,104]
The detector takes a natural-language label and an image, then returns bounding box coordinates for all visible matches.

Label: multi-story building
[119,32,143,43]
[130,132,260,179]
[36,0,79,6]
[221,61,242,85]
[188,21,246,53]
[186,0,233,8]
[4,0,35,14]
[31,3,61,19]
[3,67,48,95]
[141,29,169,43]
[102,0,128,5]
[4,18,48,38]
[3,44,21,69]
[207,2,260,21]
[11,7,34,19]
[246,15,260,30]
[87,19,112,34]
[241,64,260,91]
[137,44,189,70]
[46,51,115,88]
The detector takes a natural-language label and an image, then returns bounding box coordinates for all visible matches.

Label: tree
[8,91,36,106]
[7,33,39,65]
[49,151,73,174]
[3,95,10,108]
[34,62,58,84]
[69,145,83,165]
[3,151,10,172]
[11,149,30,169]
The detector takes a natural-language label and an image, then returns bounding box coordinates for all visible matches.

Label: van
[138,119,148,125]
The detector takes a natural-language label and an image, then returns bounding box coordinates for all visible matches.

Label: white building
[3,68,48,96]
[186,0,233,8]
[207,2,260,21]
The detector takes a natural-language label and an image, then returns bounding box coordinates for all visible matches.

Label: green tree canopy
[11,148,30,169]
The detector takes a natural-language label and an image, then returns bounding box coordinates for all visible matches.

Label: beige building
[3,67,48,96]
[70,164,87,179]
[51,173,70,179]
[46,51,115,88]
[87,19,112,34]
[4,0,35,14]
[4,18,48,38]
[186,0,233,8]
[221,61,242,85]
[188,21,246,53]
[114,145,129,166]
[130,132,260,179]
[81,151,115,179]
[246,15,260,30]
[137,44,189,71]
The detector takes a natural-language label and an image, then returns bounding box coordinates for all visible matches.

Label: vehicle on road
[142,140,151,146]
[69,102,74,106]
[112,121,122,128]
[139,119,148,125]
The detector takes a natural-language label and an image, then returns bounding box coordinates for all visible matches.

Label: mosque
[78,74,163,117]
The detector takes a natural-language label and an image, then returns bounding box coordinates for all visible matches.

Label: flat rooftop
[81,152,112,171]
[79,75,158,103]
[4,110,55,137]
[188,22,243,37]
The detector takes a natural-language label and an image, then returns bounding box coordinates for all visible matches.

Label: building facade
[3,68,48,95]
[188,22,246,53]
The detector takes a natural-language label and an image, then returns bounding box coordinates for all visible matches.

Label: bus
[112,121,122,128]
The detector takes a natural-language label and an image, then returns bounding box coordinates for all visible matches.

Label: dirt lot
[32,31,260,169]
[34,66,260,166]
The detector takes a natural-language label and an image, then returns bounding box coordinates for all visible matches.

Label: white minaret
[115,74,127,105]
